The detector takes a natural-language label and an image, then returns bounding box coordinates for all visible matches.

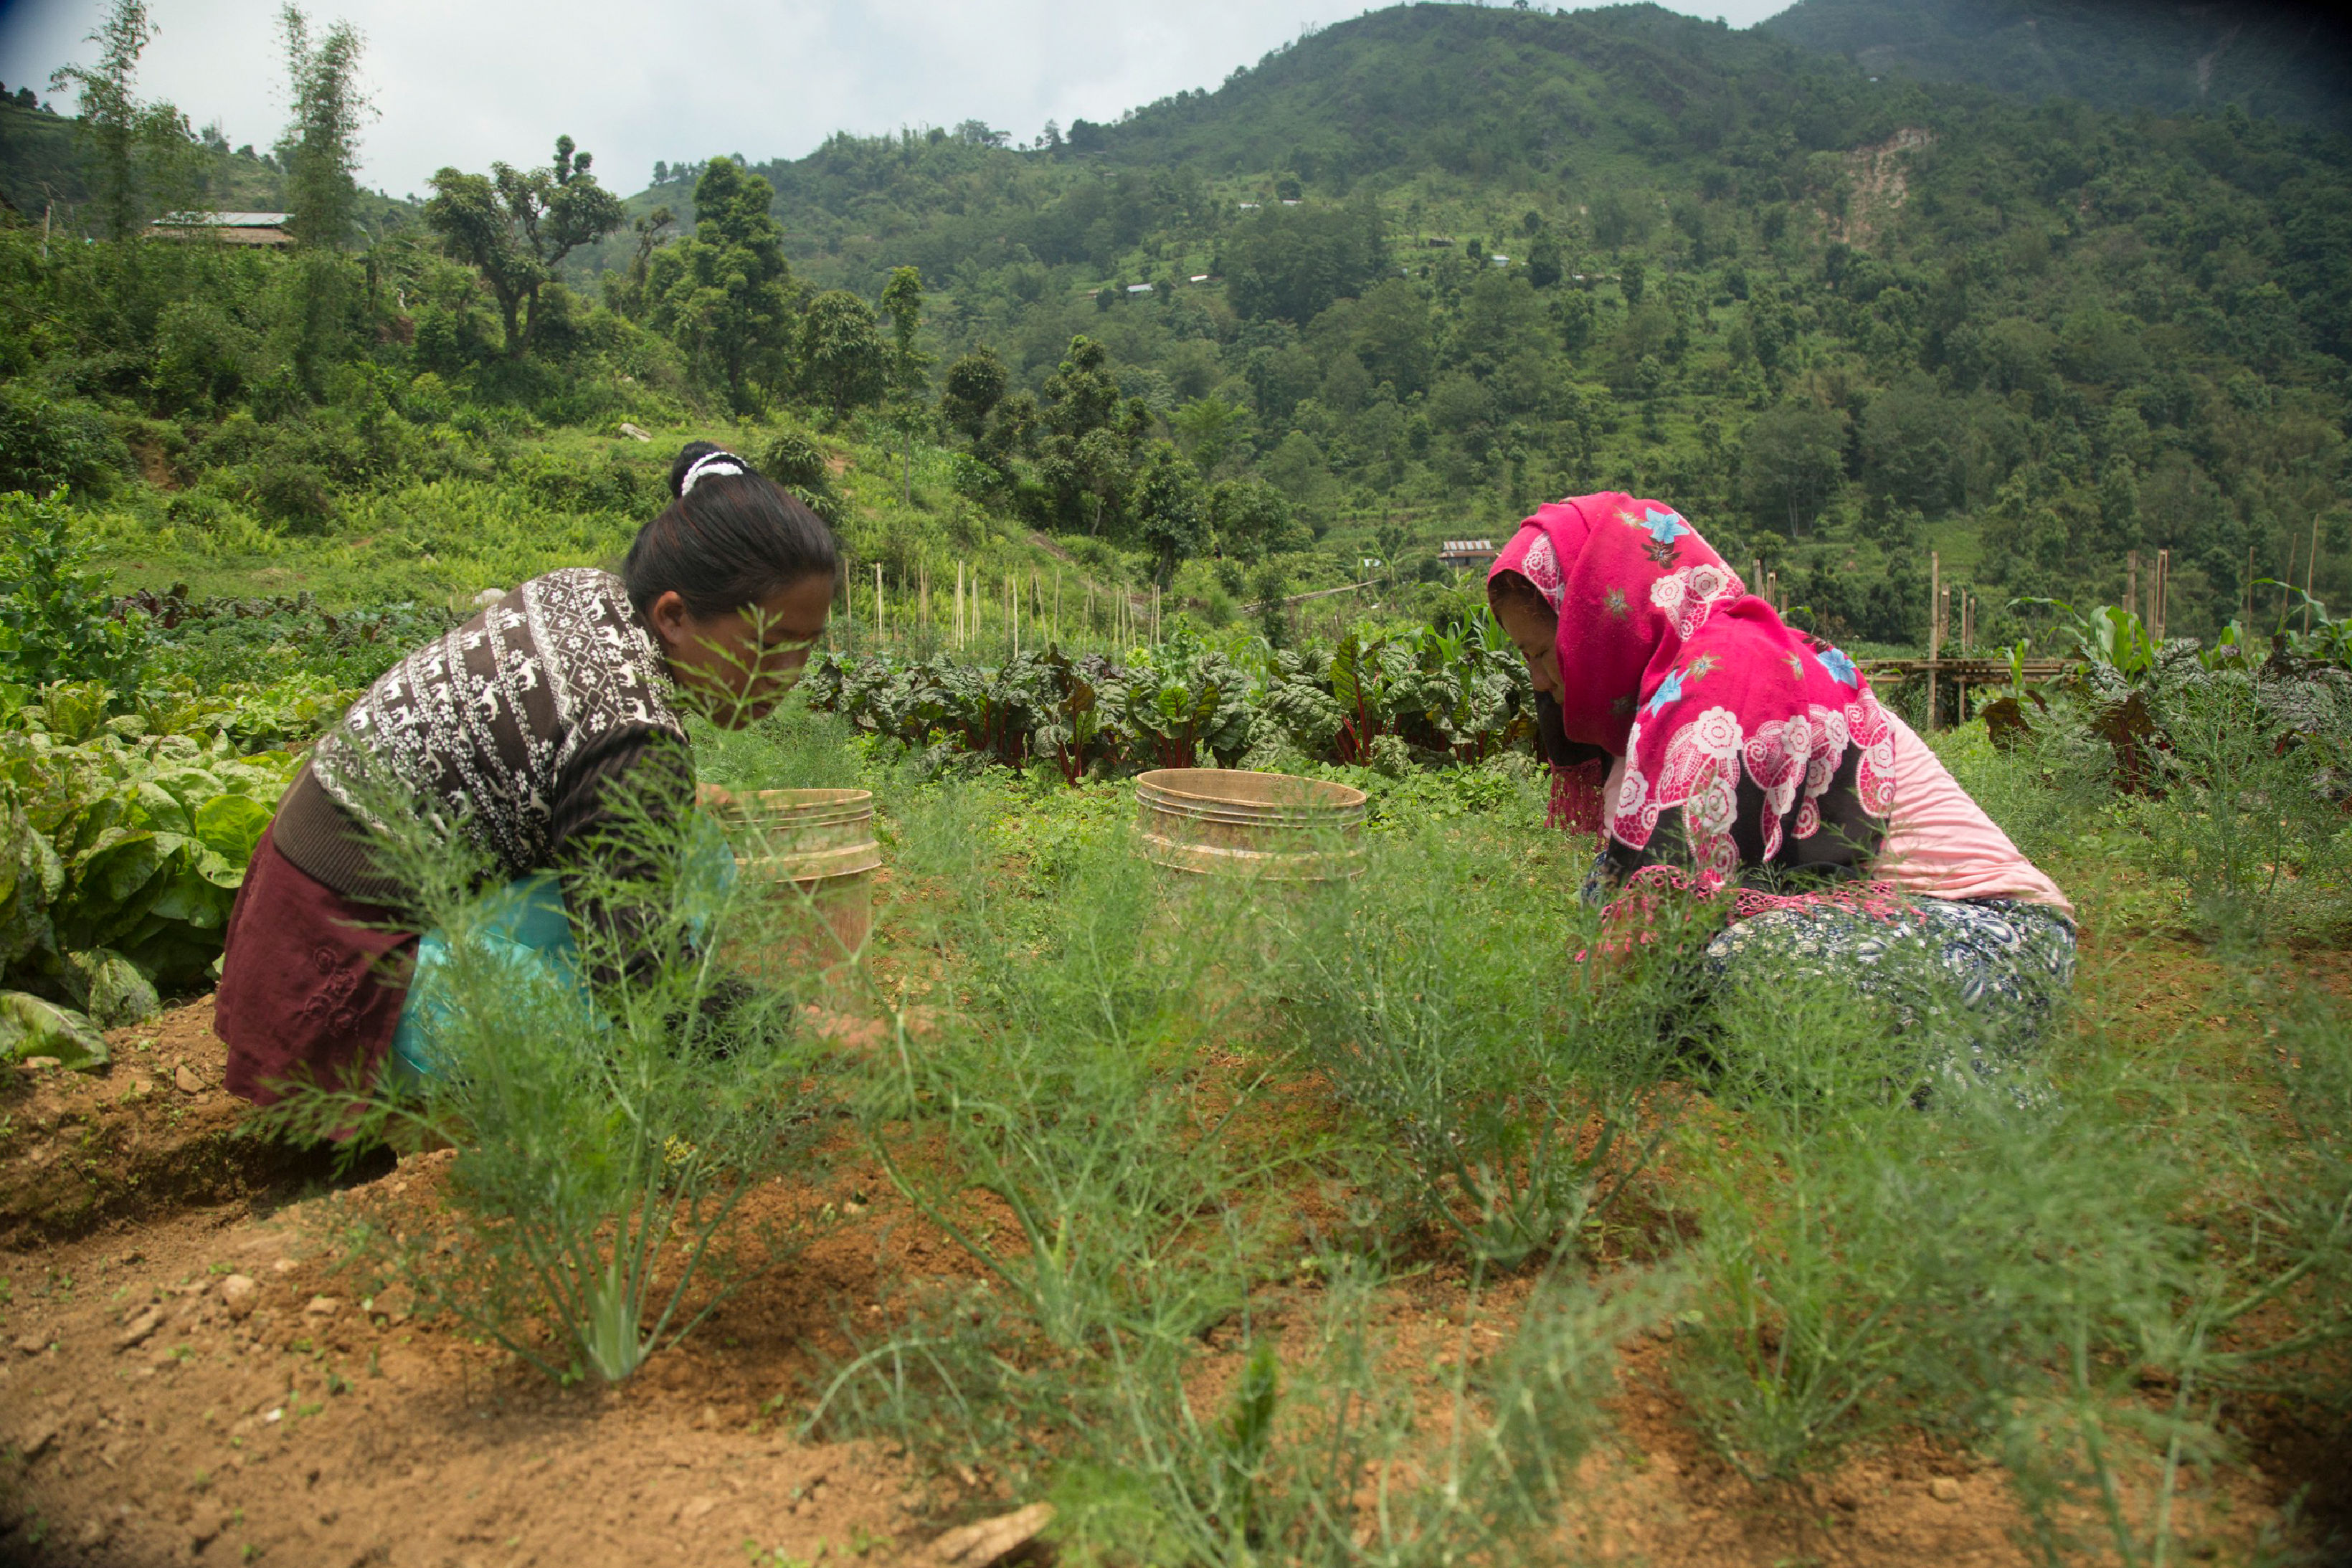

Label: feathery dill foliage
[267,755,834,1384]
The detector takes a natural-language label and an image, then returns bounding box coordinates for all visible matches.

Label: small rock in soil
[366,1284,412,1324]
[219,1275,259,1320]
[175,1062,204,1093]
[1929,1476,1963,1503]
[188,1506,227,1548]
[932,1502,1055,1567]
[115,1306,163,1350]
[14,1333,47,1356]
[305,1296,341,1318]
[11,1417,60,1459]
[271,1258,299,1275]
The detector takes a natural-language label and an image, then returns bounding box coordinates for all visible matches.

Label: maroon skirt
[216,819,418,1107]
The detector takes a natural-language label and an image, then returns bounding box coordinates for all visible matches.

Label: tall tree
[797,290,886,424]
[646,158,794,408]
[939,347,1007,445]
[425,136,623,356]
[878,265,929,503]
[277,5,371,249]
[878,265,928,397]
[1132,441,1208,587]
[47,0,194,243]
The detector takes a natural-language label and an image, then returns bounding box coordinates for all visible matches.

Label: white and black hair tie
[680,450,748,495]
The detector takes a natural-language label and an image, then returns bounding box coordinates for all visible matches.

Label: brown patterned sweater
[270,568,703,992]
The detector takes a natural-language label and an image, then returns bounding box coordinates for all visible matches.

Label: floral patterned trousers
[1702,894,2079,1098]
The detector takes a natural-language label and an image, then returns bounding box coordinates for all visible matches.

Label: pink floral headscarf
[1489,493,1895,893]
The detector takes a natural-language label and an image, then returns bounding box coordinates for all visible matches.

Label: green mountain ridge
[1761,0,2352,134]
[5,0,2349,657]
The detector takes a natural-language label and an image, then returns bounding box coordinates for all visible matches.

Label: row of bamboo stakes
[845,559,1162,656]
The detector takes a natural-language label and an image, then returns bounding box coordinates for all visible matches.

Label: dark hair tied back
[623,440,840,618]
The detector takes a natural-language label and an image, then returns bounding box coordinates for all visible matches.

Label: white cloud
[0,0,1792,197]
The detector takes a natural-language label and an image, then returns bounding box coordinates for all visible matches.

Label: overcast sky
[0,0,1790,198]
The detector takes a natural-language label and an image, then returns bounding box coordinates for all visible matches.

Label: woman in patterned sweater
[217,442,836,1105]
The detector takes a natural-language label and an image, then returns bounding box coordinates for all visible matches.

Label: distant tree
[878,266,930,502]
[1859,378,1956,513]
[879,265,928,397]
[1170,395,1246,476]
[1621,257,1646,305]
[277,5,372,250]
[939,347,1008,444]
[1527,227,1563,290]
[602,204,675,319]
[1223,194,1385,323]
[1042,336,1124,438]
[426,136,625,356]
[47,0,195,243]
[645,159,793,408]
[1208,476,1300,561]
[1742,403,1849,538]
[1349,277,1436,397]
[1040,119,1062,151]
[797,290,886,424]
[1131,441,1208,586]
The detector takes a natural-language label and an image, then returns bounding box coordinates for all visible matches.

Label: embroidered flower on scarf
[1634,705,1745,878]
[1517,532,1565,607]
[1642,653,1720,716]
[1648,563,1741,640]
[1817,645,1860,685]
[1845,692,1897,815]
[1624,505,1690,546]
[1604,587,1629,617]
[1622,505,1692,569]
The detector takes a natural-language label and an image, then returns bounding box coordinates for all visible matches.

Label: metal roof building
[149,212,295,246]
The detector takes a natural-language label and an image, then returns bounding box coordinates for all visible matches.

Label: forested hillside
[6,1,2350,651]
[1764,0,2352,135]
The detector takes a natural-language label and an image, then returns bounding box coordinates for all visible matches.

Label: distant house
[1439,538,1498,571]
[1188,273,1210,284]
[1237,201,1261,210]
[149,211,294,246]
[1281,199,1302,206]
[1126,282,1154,295]
[1489,254,1510,267]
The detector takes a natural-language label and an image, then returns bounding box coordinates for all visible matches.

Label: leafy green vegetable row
[801,618,1536,780]
[1,680,305,1066]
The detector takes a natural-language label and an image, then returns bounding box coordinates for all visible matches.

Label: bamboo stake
[1054,571,1062,648]
[874,564,884,643]
[1751,556,1764,600]
[1764,571,1778,612]
[2306,516,2320,635]
[2128,551,2140,623]
[1928,550,1940,731]
[2155,548,2171,643]
[2244,543,2256,629]
[956,560,964,648]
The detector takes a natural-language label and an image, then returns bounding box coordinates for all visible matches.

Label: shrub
[0,490,148,690]
[0,384,130,498]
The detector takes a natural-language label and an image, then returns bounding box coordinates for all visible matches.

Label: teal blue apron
[387,819,739,1086]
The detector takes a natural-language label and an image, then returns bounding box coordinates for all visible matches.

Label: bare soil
[0,968,2337,1566]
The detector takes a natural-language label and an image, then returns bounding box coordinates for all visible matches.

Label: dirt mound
[0,1001,364,1246]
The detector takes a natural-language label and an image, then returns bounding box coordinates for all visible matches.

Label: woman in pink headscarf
[1486,493,2076,1087]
